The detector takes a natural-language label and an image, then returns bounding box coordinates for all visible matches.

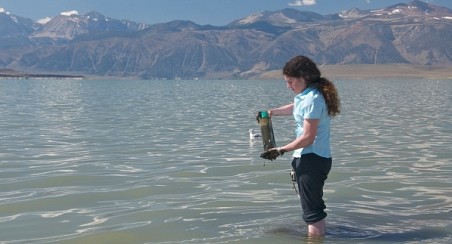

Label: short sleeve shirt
[292,87,331,158]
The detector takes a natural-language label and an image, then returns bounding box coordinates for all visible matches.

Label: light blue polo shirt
[292,87,331,158]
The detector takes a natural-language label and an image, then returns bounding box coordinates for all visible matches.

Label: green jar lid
[260,111,269,118]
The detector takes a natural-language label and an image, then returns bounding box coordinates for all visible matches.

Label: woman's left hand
[260,147,284,161]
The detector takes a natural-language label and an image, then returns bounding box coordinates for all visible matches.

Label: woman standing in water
[260,55,340,237]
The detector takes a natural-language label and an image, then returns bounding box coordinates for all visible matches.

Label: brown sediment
[257,64,452,80]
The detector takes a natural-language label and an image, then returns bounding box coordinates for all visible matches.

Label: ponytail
[311,78,340,117]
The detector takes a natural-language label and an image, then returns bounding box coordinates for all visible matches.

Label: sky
[0,0,452,26]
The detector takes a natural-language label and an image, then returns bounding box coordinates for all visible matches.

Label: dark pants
[291,153,332,224]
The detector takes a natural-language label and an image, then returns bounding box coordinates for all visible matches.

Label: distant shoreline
[2,64,452,80]
[257,64,452,80]
[0,70,85,80]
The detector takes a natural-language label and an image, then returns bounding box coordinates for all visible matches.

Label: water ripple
[0,79,451,243]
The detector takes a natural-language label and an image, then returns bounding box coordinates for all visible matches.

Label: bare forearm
[279,119,318,154]
[269,103,293,116]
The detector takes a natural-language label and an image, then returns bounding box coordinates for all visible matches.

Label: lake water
[0,78,451,244]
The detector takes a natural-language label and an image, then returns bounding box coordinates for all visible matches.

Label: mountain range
[0,0,451,79]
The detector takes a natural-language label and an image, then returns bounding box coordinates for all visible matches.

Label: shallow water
[0,79,451,243]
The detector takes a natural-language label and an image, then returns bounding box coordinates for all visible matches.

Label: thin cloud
[60,10,79,16]
[288,0,317,6]
[37,17,52,24]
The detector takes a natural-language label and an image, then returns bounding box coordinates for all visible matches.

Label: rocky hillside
[0,0,451,79]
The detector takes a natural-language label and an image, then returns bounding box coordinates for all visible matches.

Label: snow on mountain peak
[238,13,263,24]
[0,7,10,14]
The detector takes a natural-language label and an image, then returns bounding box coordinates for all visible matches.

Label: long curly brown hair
[283,55,340,117]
